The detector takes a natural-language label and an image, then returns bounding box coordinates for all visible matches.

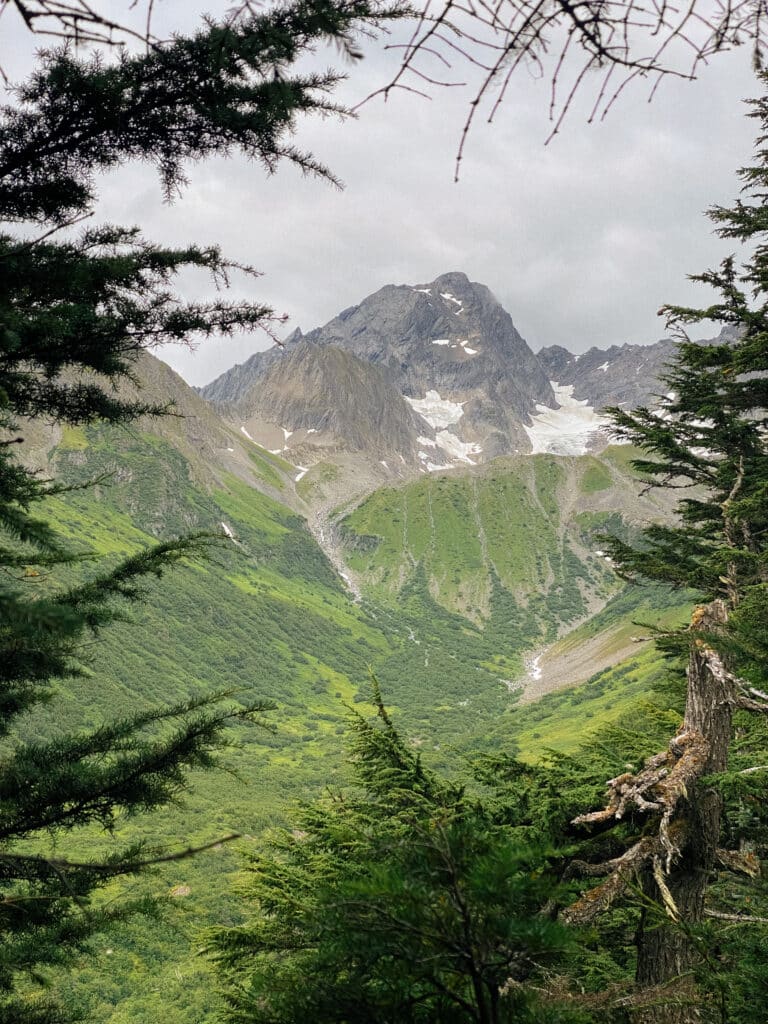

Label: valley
[4,13,765,1015]
[18,273,696,1021]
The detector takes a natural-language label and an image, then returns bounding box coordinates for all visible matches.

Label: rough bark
[633,601,732,1024]
[565,601,740,1023]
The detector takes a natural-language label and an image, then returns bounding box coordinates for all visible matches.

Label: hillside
[17,325,688,1022]
[336,445,675,636]
[19,350,685,1022]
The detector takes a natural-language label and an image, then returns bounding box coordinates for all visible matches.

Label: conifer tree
[562,76,768,1023]
[209,685,580,1024]
[0,2,398,1019]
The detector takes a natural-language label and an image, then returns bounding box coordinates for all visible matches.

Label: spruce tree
[209,685,579,1024]
[0,2,398,1019]
[562,76,768,1023]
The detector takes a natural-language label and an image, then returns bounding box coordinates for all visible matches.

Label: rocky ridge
[201,272,560,474]
[536,339,677,411]
[198,272,703,503]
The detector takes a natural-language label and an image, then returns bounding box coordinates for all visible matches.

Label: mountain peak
[421,270,472,294]
[200,274,687,490]
[200,273,558,477]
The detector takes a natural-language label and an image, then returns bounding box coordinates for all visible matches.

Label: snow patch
[240,426,254,441]
[459,340,479,354]
[405,390,465,430]
[294,466,308,482]
[407,392,482,466]
[440,291,463,308]
[281,427,293,441]
[225,447,235,452]
[307,427,318,434]
[432,338,451,346]
[380,460,389,469]
[220,522,235,540]
[435,430,482,464]
[523,382,611,456]
[413,287,431,294]
[597,361,610,372]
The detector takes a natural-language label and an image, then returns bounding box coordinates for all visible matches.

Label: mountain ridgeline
[194,269,684,638]
[201,271,676,487]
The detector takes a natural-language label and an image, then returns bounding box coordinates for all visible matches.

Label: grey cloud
[2,2,758,385]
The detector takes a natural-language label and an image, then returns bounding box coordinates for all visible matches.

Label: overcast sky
[2,2,758,386]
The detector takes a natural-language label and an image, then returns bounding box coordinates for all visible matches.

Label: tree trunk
[634,601,732,1024]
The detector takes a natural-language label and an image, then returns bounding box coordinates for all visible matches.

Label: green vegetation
[7,388,698,1024]
[210,688,583,1024]
[246,446,290,490]
[0,6,410,1010]
[27,426,389,1022]
[212,82,768,1024]
[578,457,613,494]
[511,647,674,760]
[339,456,620,631]
[539,83,768,1014]
[21,407,688,1022]
[11,2,767,1023]
[296,459,341,501]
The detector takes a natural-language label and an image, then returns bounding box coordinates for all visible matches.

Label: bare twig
[2,0,162,48]
[364,0,768,174]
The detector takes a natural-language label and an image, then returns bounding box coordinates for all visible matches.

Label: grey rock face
[536,339,678,411]
[201,272,556,465]
[229,341,426,458]
[301,272,553,414]
[199,272,727,476]
[537,326,733,412]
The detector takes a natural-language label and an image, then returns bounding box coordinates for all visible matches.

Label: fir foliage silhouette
[0,1,399,1019]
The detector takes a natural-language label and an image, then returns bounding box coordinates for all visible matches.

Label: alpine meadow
[1,2,768,1023]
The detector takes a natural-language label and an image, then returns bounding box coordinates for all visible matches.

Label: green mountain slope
[338,447,674,633]
[20,393,397,1022]
[18,357,683,1022]
[16,373,532,1020]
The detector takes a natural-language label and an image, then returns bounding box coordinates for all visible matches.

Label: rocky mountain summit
[202,272,561,472]
[200,272,682,483]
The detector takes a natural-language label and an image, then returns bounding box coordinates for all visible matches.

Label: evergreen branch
[0,210,93,257]
[0,833,243,876]
[704,909,768,923]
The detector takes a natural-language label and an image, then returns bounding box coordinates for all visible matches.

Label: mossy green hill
[338,447,675,630]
